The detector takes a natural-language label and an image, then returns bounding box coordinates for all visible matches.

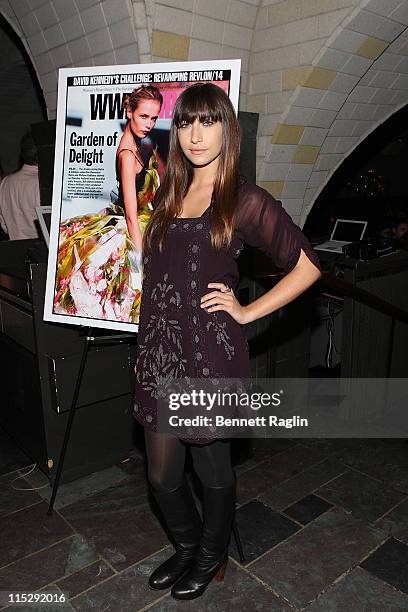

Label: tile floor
[1,429,408,611]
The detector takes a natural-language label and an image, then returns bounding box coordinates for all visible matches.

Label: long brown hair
[143,83,241,253]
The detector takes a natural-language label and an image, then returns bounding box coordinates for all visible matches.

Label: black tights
[144,429,234,492]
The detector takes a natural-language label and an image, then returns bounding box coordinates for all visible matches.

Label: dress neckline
[175,200,213,220]
[175,208,210,220]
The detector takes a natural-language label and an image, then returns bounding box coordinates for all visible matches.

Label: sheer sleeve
[234,182,321,274]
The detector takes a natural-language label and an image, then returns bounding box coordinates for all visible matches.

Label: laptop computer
[315,219,368,253]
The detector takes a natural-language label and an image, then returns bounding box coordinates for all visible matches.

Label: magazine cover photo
[44,60,241,333]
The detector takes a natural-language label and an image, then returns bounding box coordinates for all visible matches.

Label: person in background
[0,132,40,240]
[392,217,408,252]
[394,217,408,241]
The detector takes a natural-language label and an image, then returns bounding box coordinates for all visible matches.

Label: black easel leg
[47,327,92,515]
[232,514,246,564]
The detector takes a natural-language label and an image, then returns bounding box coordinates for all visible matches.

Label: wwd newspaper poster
[44,59,241,332]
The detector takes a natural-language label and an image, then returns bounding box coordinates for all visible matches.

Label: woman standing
[134,83,321,600]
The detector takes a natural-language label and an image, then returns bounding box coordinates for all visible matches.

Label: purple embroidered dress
[133,180,321,444]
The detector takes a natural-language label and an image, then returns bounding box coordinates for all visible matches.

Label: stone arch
[257,0,408,226]
[0,10,47,170]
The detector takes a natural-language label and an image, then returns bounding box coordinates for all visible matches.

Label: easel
[47,326,135,515]
[45,325,247,563]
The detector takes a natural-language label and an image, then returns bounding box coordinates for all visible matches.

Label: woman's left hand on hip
[200,282,249,325]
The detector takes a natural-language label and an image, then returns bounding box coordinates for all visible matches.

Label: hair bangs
[174,85,223,127]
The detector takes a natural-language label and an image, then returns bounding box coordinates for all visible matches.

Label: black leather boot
[148,479,202,590]
[171,481,236,600]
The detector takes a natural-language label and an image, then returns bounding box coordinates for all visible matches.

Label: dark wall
[0,14,46,174]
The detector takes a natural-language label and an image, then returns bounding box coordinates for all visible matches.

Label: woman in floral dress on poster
[134,83,322,600]
[54,85,162,324]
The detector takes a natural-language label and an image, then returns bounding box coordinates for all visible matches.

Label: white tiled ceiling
[0,0,408,224]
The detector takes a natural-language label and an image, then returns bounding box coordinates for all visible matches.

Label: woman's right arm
[118,150,143,252]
